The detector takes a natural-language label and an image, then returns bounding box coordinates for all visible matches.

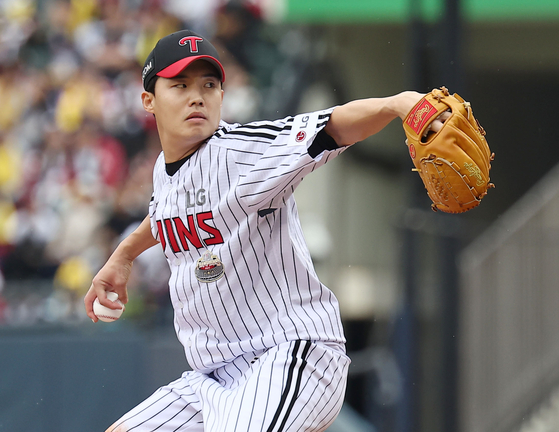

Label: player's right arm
[325,91,425,146]
[84,215,159,322]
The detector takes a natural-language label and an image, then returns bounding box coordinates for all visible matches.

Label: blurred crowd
[0,0,315,327]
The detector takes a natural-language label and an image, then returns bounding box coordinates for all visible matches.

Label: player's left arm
[84,215,158,322]
[325,91,425,146]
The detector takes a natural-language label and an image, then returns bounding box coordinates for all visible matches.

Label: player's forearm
[112,215,159,263]
[325,91,423,146]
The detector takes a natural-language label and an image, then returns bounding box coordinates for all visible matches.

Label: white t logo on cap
[178,36,204,53]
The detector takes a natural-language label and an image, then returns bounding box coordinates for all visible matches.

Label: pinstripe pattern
[108,341,350,432]
[119,108,352,432]
[148,108,348,373]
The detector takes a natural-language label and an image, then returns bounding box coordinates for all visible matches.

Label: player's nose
[188,89,205,106]
[189,97,204,107]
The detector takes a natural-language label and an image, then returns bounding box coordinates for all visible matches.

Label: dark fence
[459,165,559,432]
[0,326,187,432]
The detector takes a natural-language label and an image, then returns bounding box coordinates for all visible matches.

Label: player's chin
[182,126,216,143]
[184,118,207,128]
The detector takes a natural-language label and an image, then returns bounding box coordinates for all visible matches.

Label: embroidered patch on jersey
[288,112,320,146]
[195,250,224,283]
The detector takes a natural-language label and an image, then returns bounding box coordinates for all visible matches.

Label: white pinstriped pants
[107,340,350,432]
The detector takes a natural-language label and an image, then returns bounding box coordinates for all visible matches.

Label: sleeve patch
[287,112,320,146]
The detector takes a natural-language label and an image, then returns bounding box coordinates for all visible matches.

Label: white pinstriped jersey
[149,108,347,373]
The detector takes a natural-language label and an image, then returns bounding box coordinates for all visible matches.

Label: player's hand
[424,110,451,137]
[393,91,426,120]
[84,256,132,322]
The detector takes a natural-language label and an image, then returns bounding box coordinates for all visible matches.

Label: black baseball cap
[142,30,226,91]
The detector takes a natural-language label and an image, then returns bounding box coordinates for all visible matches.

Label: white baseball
[93,292,124,322]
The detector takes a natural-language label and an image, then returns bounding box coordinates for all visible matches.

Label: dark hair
[146,75,159,95]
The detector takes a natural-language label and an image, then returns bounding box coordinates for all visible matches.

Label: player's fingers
[98,291,124,310]
[430,111,451,133]
[84,285,99,322]
[116,288,129,305]
[89,279,123,310]
[430,119,444,133]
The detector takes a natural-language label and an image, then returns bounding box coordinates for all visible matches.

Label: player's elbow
[324,110,362,147]
[324,122,352,147]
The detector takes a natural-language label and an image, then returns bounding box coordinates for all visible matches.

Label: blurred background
[1,0,559,431]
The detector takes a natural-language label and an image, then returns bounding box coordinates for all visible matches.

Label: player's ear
[220,88,224,106]
[142,91,155,114]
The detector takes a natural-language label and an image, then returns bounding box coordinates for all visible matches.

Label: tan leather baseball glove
[403,87,494,213]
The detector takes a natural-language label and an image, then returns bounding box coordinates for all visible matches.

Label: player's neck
[160,135,207,163]
[162,145,201,163]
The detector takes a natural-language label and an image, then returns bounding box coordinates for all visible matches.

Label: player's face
[143,60,224,158]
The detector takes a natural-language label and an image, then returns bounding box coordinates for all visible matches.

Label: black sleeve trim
[258,208,277,217]
[308,128,340,159]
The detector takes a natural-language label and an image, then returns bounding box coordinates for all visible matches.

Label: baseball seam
[97,314,119,320]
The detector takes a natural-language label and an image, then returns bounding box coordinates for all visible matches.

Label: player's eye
[205,82,216,88]
[174,84,187,89]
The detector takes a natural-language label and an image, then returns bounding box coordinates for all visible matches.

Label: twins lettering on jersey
[155,188,224,254]
[156,212,224,253]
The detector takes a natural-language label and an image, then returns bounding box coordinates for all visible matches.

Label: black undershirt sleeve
[307,128,340,159]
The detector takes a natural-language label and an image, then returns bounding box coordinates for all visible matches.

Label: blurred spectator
[0,0,36,66]
[220,57,261,123]
[0,0,309,327]
[164,0,221,35]
[214,1,281,89]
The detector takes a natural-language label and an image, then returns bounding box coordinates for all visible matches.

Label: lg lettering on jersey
[178,36,203,53]
[295,115,310,142]
[289,113,317,146]
[186,188,206,208]
[156,212,224,253]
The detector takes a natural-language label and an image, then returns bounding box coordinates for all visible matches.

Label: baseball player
[84,29,423,432]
